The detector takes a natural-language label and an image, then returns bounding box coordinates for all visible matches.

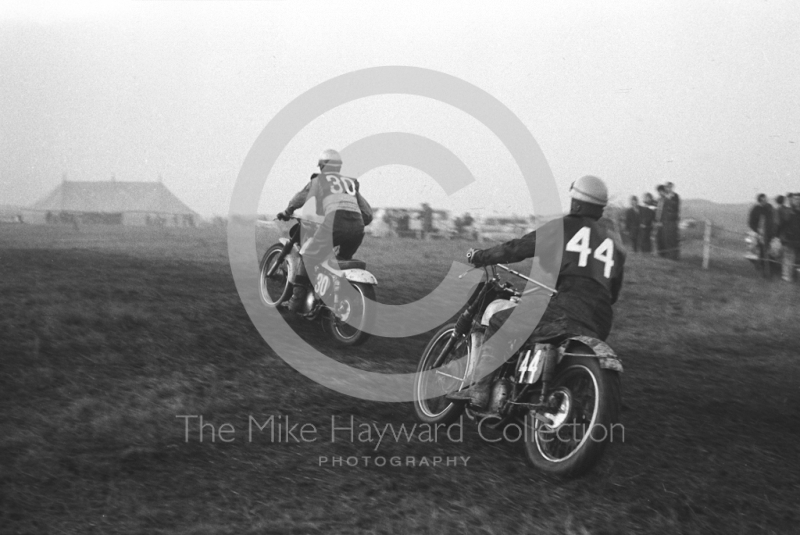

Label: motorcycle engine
[302,291,317,314]
[487,378,510,413]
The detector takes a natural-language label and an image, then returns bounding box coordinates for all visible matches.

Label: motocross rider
[277,149,373,312]
[448,175,626,409]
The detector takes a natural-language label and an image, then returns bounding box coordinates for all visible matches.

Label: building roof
[29,181,197,215]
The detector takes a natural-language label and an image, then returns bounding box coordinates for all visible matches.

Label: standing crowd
[620,183,800,283]
[748,193,800,282]
[622,181,681,259]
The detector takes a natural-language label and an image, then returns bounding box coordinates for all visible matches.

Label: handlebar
[457,262,557,296]
[496,264,558,296]
[274,215,319,226]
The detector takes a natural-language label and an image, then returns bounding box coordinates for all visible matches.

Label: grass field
[1,223,799,534]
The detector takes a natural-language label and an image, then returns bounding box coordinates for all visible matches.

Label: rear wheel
[326,282,375,346]
[259,244,292,307]
[413,324,469,425]
[522,355,621,478]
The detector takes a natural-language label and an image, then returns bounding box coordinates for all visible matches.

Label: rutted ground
[1,225,798,534]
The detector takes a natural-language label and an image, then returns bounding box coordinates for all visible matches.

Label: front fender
[480,298,517,326]
[559,335,623,373]
[342,269,378,285]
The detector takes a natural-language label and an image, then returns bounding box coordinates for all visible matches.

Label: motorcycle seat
[331,259,367,270]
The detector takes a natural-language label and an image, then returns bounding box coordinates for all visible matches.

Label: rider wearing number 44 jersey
[449,175,626,409]
[277,149,373,312]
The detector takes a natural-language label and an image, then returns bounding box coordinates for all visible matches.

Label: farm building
[24,180,198,227]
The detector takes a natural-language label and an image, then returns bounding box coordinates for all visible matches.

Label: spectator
[775,195,792,276]
[775,195,788,229]
[654,185,668,257]
[662,181,681,260]
[639,192,657,253]
[624,195,642,252]
[777,193,800,282]
[454,212,475,238]
[748,193,776,278]
[420,203,434,240]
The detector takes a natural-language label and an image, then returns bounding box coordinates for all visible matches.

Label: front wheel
[413,324,469,425]
[325,282,375,346]
[522,355,621,478]
[259,244,292,307]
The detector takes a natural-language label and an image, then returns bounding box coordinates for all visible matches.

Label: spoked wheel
[522,355,621,478]
[325,282,375,346]
[413,324,469,425]
[259,244,292,307]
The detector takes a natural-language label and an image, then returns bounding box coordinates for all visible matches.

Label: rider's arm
[285,173,320,215]
[610,249,626,304]
[285,182,312,215]
[357,192,373,226]
[472,231,537,266]
[610,270,624,304]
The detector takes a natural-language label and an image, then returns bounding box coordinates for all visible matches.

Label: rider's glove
[466,248,480,266]
[277,211,291,221]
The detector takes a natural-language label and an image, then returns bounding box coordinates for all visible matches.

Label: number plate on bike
[517,349,544,384]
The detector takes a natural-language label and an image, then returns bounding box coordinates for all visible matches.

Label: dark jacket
[472,215,626,341]
[778,208,800,247]
[624,207,641,234]
[662,193,680,223]
[748,203,775,241]
[639,205,656,230]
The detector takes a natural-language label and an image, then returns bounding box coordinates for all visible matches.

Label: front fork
[266,239,295,278]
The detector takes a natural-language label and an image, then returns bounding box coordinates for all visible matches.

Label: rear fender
[342,269,378,285]
[321,262,378,285]
[558,335,623,373]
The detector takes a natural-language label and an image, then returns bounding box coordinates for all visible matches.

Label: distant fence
[618,217,796,278]
[697,220,793,274]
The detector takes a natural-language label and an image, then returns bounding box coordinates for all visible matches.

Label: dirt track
[1,225,799,534]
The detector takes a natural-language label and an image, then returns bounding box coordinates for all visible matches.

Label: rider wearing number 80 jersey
[448,175,625,408]
[278,149,373,312]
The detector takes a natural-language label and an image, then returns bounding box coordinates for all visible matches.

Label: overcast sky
[2,1,798,217]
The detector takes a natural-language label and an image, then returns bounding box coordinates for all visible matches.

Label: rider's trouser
[297,211,365,280]
[470,281,613,382]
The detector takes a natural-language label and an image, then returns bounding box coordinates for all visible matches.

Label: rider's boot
[285,259,310,313]
[447,335,494,409]
[446,374,492,409]
[285,284,308,313]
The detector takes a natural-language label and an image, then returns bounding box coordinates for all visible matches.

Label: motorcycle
[413,263,622,478]
[744,231,783,278]
[258,217,377,346]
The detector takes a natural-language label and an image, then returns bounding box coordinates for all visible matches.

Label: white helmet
[318,149,342,169]
[569,175,608,206]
